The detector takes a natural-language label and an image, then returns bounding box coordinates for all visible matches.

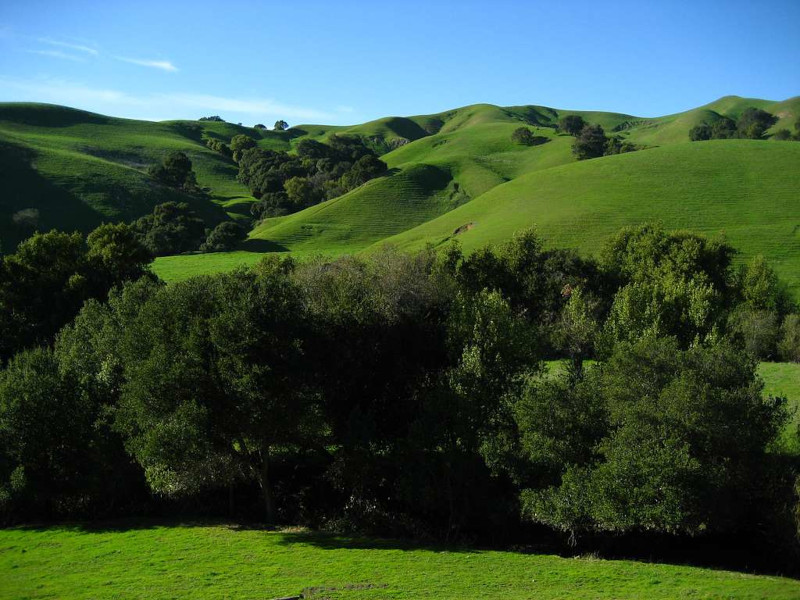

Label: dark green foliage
[131,202,206,256]
[254,123,266,130]
[515,337,786,536]
[86,222,152,289]
[1,222,798,565]
[604,135,637,155]
[198,115,224,122]
[773,129,793,141]
[689,123,712,141]
[711,117,737,139]
[0,227,150,361]
[230,134,258,161]
[242,136,386,217]
[113,262,315,520]
[572,125,608,160]
[148,151,197,191]
[205,138,232,158]
[199,221,247,252]
[737,108,778,140]
[274,120,289,131]
[511,127,549,146]
[600,224,736,349]
[691,109,778,141]
[558,115,587,136]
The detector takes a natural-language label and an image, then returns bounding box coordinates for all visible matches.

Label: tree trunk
[259,445,274,524]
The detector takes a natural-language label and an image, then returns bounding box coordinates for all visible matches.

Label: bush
[737,108,778,139]
[571,124,607,160]
[773,129,793,141]
[558,115,586,136]
[148,151,197,191]
[689,123,712,141]
[199,221,247,252]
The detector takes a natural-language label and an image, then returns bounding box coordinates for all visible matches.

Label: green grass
[385,140,800,298]
[759,362,800,452]
[4,97,800,289]
[1,523,798,599]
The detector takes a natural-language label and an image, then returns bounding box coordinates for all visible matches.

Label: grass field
[1,522,799,599]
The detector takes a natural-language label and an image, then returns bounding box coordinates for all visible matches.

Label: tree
[199,221,247,252]
[0,347,98,516]
[340,154,388,189]
[113,262,317,521]
[737,108,778,139]
[558,115,586,136]
[274,120,289,131]
[571,124,607,160]
[254,123,266,130]
[230,134,258,161]
[148,151,197,191]
[131,202,207,256]
[512,127,535,145]
[86,222,152,290]
[727,307,780,359]
[689,123,712,141]
[710,117,737,139]
[778,314,800,362]
[284,176,322,209]
[600,224,736,349]
[773,129,792,141]
[516,337,786,537]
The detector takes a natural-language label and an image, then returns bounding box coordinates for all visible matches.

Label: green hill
[1,97,798,293]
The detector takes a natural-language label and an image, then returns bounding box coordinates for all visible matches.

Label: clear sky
[0,0,798,125]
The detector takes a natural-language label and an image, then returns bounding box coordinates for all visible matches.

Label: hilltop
[1,96,798,294]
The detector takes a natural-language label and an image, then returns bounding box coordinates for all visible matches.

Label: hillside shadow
[240,238,290,252]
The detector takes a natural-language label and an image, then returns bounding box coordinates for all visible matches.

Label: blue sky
[0,0,798,125]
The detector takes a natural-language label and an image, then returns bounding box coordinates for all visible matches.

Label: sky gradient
[0,0,798,125]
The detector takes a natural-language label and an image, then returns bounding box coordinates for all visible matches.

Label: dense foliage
[237,134,388,218]
[0,224,798,569]
[690,108,784,141]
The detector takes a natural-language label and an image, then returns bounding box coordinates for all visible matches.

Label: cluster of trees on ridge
[557,115,638,160]
[223,134,388,218]
[690,108,799,141]
[1,222,800,570]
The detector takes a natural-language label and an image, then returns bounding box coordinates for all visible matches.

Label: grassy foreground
[1,523,799,599]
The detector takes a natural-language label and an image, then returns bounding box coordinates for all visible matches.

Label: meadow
[2,523,800,599]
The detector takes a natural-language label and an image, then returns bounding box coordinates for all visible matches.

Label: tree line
[690,108,799,141]
[1,224,799,569]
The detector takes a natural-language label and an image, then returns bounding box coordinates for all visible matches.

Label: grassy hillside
[0,103,256,248]
[2,98,798,288]
[384,140,800,296]
[2,523,799,599]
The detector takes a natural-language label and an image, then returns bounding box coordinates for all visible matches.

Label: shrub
[572,124,607,160]
[558,115,586,136]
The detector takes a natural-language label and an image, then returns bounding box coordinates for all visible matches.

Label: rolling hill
[0,97,798,294]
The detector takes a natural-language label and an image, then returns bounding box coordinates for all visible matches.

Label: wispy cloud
[163,93,330,120]
[27,49,86,62]
[115,56,178,72]
[38,37,98,56]
[0,78,341,123]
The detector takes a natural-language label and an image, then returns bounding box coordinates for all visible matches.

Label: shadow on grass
[240,238,290,252]
[274,529,477,554]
